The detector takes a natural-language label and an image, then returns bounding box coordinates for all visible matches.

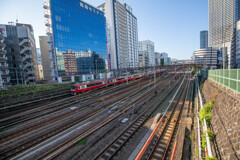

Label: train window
[78,86,82,90]
[71,85,75,90]
[116,78,125,81]
[87,82,102,87]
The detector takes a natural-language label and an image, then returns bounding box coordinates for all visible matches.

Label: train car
[71,80,106,95]
[71,69,167,95]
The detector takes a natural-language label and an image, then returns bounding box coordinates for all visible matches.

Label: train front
[71,84,77,95]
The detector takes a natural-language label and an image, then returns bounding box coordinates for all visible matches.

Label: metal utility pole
[154,66,156,88]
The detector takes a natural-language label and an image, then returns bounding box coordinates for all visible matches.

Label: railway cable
[2,71,170,160]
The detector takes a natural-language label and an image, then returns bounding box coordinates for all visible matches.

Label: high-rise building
[44,0,108,82]
[0,26,10,87]
[236,21,240,68]
[209,0,240,48]
[0,23,38,85]
[98,0,138,69]
[138,40,155,66]
[200,30,208,49]
[209,0,240,68]
[39,36,51,81]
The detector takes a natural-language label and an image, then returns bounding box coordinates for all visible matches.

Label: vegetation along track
[0,72,169,159]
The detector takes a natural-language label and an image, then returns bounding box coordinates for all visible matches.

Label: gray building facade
[39,36,51,81]
[0,23,39,85]
[0,26,10,87]
[200,30,208,49]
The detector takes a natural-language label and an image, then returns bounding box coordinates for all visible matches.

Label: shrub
[195,148,199,158]
[189,133,195,141]
[206,156,217,160]
[199,101,214,125]
[77,138,87,145]
[201,134,207,149]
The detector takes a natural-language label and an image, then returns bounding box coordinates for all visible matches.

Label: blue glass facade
[50,0,107,76]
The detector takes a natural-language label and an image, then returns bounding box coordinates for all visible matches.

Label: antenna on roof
[16,14,18,23]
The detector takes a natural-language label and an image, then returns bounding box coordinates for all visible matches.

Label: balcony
[44,10,50,18]
[0,57,7,62]
[48,45,52,52]
[0,64,8,70]
[46,28,52,35]
[0,49,6,55]
[20,47,30,54]
[45,19,52,26]
[43,2,50,9]
[22,55,32,62]
[27,75,35,80]
[19,39,30,46]
[47,35,52,43]
[1,74,9,78]
[0,42,6,48]
[23,62,32,69]
[49,54,53,60]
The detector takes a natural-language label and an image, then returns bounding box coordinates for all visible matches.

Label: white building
[98,0,139,69]
[139,40,155,66]
[193,47,218,69]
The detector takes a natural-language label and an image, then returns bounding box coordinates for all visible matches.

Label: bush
[206,129,214,142]
[199,101,214,125]
[206,156,217,160]
[201,133,207,149]
[189,133,195,141]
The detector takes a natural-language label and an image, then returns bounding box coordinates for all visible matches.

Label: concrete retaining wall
[202,79,240,159]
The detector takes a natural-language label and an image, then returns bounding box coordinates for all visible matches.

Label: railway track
[0,72,164,129]
[92,73,185,160]
[0,72,170,160]
[13,73,177,160]
[145,73,191,160]
[0,74,159,141]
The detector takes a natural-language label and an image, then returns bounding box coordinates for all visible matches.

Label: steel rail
[145,73,189,160]
[11,71,168,160]
[92,73,182,160]
[135,73,187,160]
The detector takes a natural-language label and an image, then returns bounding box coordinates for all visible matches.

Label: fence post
[237,69,239,91]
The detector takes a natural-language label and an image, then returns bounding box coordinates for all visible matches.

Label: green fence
[208,69,240,92]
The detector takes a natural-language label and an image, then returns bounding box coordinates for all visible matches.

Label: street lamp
[223,20,240,69]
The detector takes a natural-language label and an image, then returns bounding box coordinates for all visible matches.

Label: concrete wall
[202,79,240,159]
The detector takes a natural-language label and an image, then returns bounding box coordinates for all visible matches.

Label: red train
[71,70,164,95]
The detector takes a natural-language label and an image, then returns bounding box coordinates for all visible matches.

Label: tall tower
[200,30,208,49]
[98,0,139,69]
[209,0,238,48]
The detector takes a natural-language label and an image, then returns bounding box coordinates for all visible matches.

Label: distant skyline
[0,0,208,60]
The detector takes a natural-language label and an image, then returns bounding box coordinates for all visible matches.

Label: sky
[0,0,208,60]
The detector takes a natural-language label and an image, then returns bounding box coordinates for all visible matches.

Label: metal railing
[208,69,240,92]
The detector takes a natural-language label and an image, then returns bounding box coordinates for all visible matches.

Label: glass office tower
[44,0,107,80]
[200,30,208,49]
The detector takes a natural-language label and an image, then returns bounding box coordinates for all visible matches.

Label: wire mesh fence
[208,69,240,93]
